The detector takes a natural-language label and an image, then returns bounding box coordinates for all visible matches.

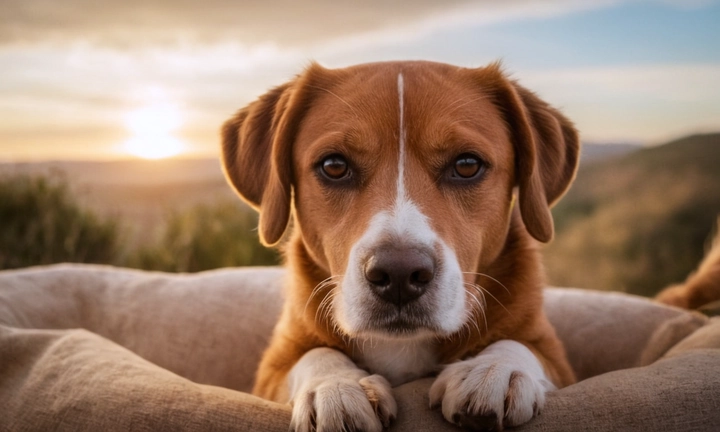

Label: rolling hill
[544,133,720,296]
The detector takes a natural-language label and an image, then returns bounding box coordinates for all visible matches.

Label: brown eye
[452,154,484,179]
[321,155,349,180]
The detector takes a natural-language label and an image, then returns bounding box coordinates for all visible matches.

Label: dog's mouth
[356,303,440,338]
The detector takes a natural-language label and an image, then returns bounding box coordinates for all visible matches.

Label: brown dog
[656,225,720,310]
[222,61,578,431]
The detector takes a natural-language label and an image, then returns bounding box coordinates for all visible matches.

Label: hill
[544,133,720,296]
[579,142,641,164]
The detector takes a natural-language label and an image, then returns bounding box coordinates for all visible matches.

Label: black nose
[364,247,435,307]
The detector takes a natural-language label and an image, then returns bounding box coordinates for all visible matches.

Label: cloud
[1,0,717,160]
[0,0,473,48]
[1,0,627,50]
[521,64,720,143]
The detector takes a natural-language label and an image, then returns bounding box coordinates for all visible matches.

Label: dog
[656,223,720,311]
[221,60,579,431]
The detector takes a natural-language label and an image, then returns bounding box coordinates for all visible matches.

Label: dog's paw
[290,373,397,432]
[429,340,555,431]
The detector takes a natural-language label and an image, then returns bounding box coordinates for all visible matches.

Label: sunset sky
[1,0,719,161]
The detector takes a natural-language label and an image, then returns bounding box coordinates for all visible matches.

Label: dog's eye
[451,154,485,179]
[320,155,350,180]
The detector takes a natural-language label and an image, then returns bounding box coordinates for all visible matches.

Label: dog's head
[222,61,578,340]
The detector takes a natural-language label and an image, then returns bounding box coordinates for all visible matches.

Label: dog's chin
[350,327,438,342]
[364,321,437,341]
[337,304,444,341]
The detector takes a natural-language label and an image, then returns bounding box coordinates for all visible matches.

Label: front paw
[429,340,555,431]
[291,373,397,432]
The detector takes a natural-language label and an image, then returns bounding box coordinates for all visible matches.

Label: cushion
[0,326,290,431]
[1,264,719,431]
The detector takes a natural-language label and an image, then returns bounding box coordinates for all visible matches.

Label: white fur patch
[429,340,555,429]
[355,337,436,386]
[288,347,397,432]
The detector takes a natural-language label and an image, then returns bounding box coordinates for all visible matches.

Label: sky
[1,0,719,161]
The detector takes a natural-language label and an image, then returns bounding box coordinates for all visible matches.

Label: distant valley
[545,133,720,296]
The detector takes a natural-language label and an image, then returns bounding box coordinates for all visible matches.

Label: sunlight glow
[123,104,185,159]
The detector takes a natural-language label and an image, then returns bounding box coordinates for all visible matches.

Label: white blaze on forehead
[397,72,406,202]
[391,72,434,244]
[390,73,434,246]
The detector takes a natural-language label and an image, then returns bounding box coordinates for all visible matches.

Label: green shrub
[0,173,120,269]
[130,200,279,272]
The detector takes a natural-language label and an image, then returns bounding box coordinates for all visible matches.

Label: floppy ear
[479,65,580,243]
[221,64,324,246]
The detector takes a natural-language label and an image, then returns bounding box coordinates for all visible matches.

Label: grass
[0,172,120,269]
[130,200,279,272]
[0,171,279,272]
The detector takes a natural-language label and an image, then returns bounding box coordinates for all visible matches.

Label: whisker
[305,277,331,310]
[306,84,361,119]
[458,288,481,344]
[465,281,512,316]
[446,94,489,115]
[464,289,485,332]
[464,287,487,335]
[304,275,343,316]
[464,281,487,307]
[462,271,511,295]
[443,118,474,130]
[315,290,338,326]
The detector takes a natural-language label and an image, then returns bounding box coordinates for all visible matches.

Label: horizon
[2,0,719,161]
[4,134,717,167]
[0,138,655,163]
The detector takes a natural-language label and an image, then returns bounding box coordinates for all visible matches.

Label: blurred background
[1,0,719,297]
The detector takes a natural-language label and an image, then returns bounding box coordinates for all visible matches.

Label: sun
[123,104,186,159]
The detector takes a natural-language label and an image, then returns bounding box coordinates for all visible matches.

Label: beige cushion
[1,264,719,431]
[0,264,284,393]
[393,349,720,431]
[544,287,708,379]
[0,325,291,431]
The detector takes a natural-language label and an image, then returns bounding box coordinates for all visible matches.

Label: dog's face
[222,61,578,341]
[291,65,518,339]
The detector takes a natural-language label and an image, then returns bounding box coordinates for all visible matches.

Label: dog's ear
[478,64,580,243]
[221,64,325,246]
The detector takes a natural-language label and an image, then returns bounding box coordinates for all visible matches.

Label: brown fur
[220,61,579,404]
[656,225,720,310]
